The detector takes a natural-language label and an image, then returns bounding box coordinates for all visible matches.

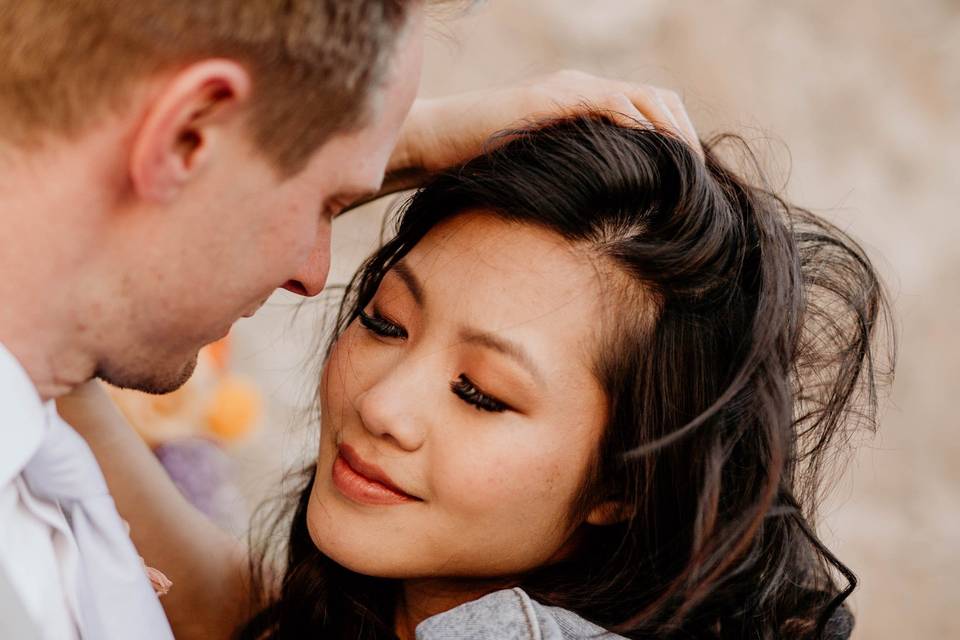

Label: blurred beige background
[226,2,959,637]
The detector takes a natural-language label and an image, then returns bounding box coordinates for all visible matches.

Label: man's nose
[282,242,331,298]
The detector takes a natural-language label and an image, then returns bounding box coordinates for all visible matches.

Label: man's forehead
[303,128,386,193]
[304,8,423,198]
[360,5,423,141]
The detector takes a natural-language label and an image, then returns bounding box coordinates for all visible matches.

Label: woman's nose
[354,374,427,452]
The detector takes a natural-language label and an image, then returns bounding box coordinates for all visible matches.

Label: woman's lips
[332,444,419,506]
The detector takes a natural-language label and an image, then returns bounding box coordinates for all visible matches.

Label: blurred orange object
[107,334,262,448]
[205,376,262,440]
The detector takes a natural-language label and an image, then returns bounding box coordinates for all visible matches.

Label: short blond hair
[0,1,416,174]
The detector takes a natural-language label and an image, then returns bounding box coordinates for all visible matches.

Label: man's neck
[0,233,99,399]
[0,333,93,402]
[0,145,107,401]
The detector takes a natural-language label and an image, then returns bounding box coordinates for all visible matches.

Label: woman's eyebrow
[392,260,543,387]
[458,328,545,388]
[392,261,424,306]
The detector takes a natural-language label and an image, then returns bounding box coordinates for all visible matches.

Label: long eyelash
[450,374,509,413]
[357,308,407,339]
[356,312,507,413]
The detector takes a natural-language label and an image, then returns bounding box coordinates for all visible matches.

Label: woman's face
[307,210,613,580]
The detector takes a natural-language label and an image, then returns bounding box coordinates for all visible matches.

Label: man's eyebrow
[346,186,381,201]
[459,328,545,388]
[329,185,382,216]
[392,261,424,306]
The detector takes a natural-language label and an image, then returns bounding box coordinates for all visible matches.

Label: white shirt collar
[0,342,48,488]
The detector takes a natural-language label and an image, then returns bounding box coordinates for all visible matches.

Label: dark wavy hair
[239,116,894,640]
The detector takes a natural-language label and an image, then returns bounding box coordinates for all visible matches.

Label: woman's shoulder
[416,588,627,640]
[415,587,855,640]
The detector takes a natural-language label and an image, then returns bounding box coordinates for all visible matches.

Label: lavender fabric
[154,438,247,534]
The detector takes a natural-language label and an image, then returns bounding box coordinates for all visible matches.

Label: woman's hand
[389,70,701,179]
[57,381,250,640]
[57,379,124,440]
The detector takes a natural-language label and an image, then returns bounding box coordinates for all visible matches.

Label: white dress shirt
[0,343,81,639]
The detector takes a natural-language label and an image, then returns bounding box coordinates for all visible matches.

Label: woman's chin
[305,483,404,578]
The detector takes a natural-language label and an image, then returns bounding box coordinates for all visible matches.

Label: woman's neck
[394,577,514,640]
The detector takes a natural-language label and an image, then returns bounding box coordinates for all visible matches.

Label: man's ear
[129,60,252,203]
[585,500,634,526]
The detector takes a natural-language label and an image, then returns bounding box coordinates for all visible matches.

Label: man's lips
[332,443,420,505]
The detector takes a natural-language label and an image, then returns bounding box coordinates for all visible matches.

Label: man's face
[96,12,424,393]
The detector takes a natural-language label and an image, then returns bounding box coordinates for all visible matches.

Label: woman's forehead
[396,213,590,305]
[406,211,598,299]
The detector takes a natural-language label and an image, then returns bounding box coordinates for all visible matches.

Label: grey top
[416,588,626,640]
[415,587,855,640]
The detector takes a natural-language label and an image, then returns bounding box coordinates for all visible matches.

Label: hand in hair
[370,70,701,207]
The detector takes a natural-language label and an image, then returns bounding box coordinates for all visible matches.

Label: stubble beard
[95,351,200,395]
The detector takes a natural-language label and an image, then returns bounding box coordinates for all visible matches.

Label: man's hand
[379,70,701,199]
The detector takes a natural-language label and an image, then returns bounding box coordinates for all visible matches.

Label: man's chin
[96,353,199,395]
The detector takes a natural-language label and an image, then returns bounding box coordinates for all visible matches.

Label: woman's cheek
[437,444,579,572]
[323,327,369,403]
[434,438,557,519]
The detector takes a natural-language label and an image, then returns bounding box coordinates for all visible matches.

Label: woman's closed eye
[358,308,407,340]
[358,308,510,413]
[451,374,510,413]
